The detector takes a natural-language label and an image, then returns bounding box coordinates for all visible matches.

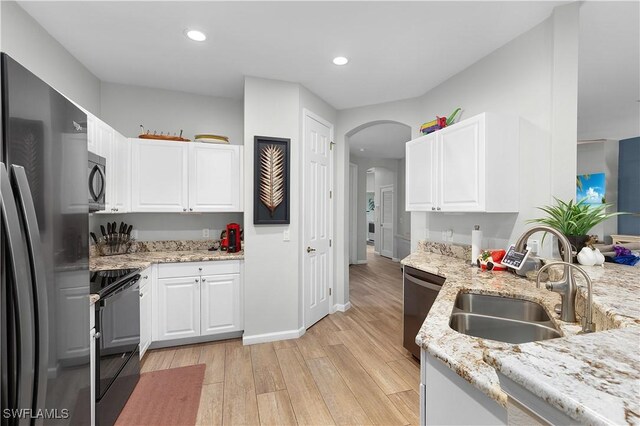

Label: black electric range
[91,268,141,426]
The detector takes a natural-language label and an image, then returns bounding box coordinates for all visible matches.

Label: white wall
[0,1,101,114]
[350,156,400,262]
[334,4,580,301]
[100,81,243,143]
[89,213,243,242]
[577,140,619,242]
[243,77,300,340]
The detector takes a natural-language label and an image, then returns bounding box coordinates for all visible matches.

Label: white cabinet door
[139,268,152,358]
[156,276,200,341]
[188,144,241,212]
[111,132,130,213]
[406,133,437,211]
[131,139,189,212]
[200,274,241,335]
[438,115,485,212]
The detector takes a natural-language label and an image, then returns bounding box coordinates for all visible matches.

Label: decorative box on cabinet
[405,112,519,213]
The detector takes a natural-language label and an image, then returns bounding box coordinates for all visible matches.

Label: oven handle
[404,273,442,292]
[101,275,141,300]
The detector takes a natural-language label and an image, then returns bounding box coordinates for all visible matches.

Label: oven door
[95,276,140,400]
[88,152,106,212]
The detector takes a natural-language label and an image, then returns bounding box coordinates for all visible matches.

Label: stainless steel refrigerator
[1,53,90,425]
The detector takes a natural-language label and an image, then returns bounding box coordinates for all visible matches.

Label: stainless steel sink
[449,292,561,344]
[454,293,552,322]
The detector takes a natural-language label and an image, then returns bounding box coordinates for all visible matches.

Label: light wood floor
[141,246,419,425]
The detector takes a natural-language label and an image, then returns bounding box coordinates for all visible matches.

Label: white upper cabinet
[130,138,243,213]
[438,114,485,212]
[189,144,242,212]
[110,132,131,213]
[131,139,189,212]
[406,112,519,213]
[87,115,131,213]
[406,133,437,211]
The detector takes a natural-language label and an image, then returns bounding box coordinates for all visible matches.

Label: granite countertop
[90,249,244,272]
[401,242,640,425]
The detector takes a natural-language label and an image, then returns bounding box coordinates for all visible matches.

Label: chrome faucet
[514,226,576,322]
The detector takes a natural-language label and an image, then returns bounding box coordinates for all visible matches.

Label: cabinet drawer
[157,260,240,279]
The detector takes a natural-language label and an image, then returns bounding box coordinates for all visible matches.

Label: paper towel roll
[471,225,482,265]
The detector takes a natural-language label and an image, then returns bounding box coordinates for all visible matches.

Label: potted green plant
[527,198,626,260]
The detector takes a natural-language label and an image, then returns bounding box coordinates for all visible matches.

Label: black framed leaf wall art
[254,136,290,224]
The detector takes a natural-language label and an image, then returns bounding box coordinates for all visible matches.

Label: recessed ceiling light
[359,148,365,152]
[333,56,349,66]
[186,29,206,42]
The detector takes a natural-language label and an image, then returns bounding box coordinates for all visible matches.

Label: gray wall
[0,1,101,114]
[100,81,243,143]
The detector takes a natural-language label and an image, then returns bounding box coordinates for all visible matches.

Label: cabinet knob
[139,293,144,298]
[202,278,206,282]
[183,208,187,212]
[437,207,441,211]
[199,267,202,271]
[195,278,199,283]
[143,275,148,279]
[93,331,101,339]
[431,207,436,211]
[190,208,193,211]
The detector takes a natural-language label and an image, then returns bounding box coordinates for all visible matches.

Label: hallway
[140,247,419,425]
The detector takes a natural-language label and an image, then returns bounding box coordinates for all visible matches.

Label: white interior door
[304,111,333,328]
[380,185,394,258]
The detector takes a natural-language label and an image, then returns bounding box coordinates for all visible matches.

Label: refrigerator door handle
[11,165,49,417]
[0,163,35,425]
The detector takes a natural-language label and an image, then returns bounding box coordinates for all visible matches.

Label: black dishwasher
[403,266,446,359]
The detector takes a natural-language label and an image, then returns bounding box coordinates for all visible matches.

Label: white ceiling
[18,1,566,110]
[578,1,640,141]
[349,122,411,159]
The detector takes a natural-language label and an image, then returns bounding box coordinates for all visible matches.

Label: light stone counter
[401,241,639,425]
[90,249,244,272]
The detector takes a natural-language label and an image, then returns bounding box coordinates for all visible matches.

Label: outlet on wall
[283,228,290,242]
[202,228,210,238]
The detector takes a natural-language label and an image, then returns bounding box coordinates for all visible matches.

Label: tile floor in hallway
[141,246,419,425]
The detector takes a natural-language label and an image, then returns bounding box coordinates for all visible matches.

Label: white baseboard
[392,257,400,262]
[334,302,352,312]
[242,327,304,345]
[374,251,380,255]
[353,259,368,265]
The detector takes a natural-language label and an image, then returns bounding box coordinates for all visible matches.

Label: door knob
[307,246,316,253]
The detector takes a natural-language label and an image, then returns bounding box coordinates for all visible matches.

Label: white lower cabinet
[200,274,241,335]
[152,261,243,343]
[156,276,201,341]
[138,268,153,358]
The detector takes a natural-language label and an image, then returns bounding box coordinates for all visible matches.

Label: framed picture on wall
[254,136,290,224]
[576,172,606,205]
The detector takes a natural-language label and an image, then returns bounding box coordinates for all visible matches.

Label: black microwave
[88,151,106,212]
